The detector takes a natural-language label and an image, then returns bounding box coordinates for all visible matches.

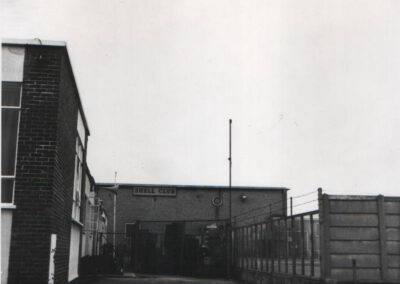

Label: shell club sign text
[133,187,177,197]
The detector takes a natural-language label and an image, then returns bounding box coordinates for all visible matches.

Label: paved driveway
[94,275,239,284]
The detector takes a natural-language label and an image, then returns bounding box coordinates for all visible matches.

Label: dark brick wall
[51,49,81,284]
[8,46,62,284]
[7,45,84,284]
[97,185,287,247]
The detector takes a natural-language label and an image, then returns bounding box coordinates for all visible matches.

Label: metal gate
[125,219,228,277]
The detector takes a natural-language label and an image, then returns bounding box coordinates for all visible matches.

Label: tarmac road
[94,275,239,284]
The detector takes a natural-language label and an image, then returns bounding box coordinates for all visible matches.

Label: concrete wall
[320,194,400,282]
[232,192,400,284]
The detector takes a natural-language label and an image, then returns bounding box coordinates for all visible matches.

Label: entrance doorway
[125,220,228,278]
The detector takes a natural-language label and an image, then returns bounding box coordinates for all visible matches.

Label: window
[77,111,85,145]
[1,82,22,204]
[72,138,83,221]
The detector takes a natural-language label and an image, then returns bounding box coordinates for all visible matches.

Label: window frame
[72,136,84,222]
[1,82,22,205]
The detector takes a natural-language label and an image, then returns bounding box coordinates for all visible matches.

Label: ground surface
[94,275,239,284]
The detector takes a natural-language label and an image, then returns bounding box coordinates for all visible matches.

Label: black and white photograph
[1,1,400,283]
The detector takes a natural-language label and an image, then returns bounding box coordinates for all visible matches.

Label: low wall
[236,270,321,284]
[320,194,400,282]
[233,191,400,284]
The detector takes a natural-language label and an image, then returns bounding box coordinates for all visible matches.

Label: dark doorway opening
[126,220,228,278]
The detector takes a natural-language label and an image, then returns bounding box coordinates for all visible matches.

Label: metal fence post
[134,220,140,272]
[179,221,186,275]
[271,219,274,274]
[241,226,245,270]
[265,221,270,273]
[352,259,357,283]
[284,219,288,273]
[377,195,388,281]
[290,197,293,216]
[262,224,265,272]
[319,188,331,279]
[234,224,238,272]
[291,216,296,276]
[310,214,315,277]
[226,219,232,279]
[246,226,248,271]
[254,224,258,270]
[301,215,305,275]
[250,225,256,270]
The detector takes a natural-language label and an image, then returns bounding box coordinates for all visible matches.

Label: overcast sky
[2,0,400,210]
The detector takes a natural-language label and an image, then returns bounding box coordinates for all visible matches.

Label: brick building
[96,183,288,275]
[1,39,104,284]
[1,38,288,281]
[81,167,109,258]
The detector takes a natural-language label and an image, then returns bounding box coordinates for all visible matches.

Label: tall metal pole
[229,119,232,221]
[113,172,117,258]
[228,119,232,278]
[290,197,293,216]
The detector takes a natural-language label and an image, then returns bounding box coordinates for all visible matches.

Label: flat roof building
[1,39,102,284]
[1,37,289,282]
[96,183,288,276]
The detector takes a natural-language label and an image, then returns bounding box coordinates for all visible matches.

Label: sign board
[133,187,177,197]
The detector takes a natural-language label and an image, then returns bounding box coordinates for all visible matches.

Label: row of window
[1,82,22,203]
[73,110,87,222]
[2,81,86,224]
[72,138,83,221]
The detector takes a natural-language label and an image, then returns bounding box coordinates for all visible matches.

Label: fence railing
[231,189,400,284]
[232,209,321,282]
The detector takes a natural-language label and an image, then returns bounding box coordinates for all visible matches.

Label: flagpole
[227,119,232,279]
[113,171,117,258]
[229,119,232,222]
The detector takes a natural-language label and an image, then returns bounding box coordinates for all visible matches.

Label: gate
[232,211,321,283]
[124,219,228,278]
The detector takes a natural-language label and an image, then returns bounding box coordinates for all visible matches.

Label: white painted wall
[68,224,81,282]
[1,210,13,284]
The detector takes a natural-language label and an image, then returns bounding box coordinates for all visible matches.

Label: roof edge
[2,38,91,136]
[2,38,66,47]
[95,182,289,191]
